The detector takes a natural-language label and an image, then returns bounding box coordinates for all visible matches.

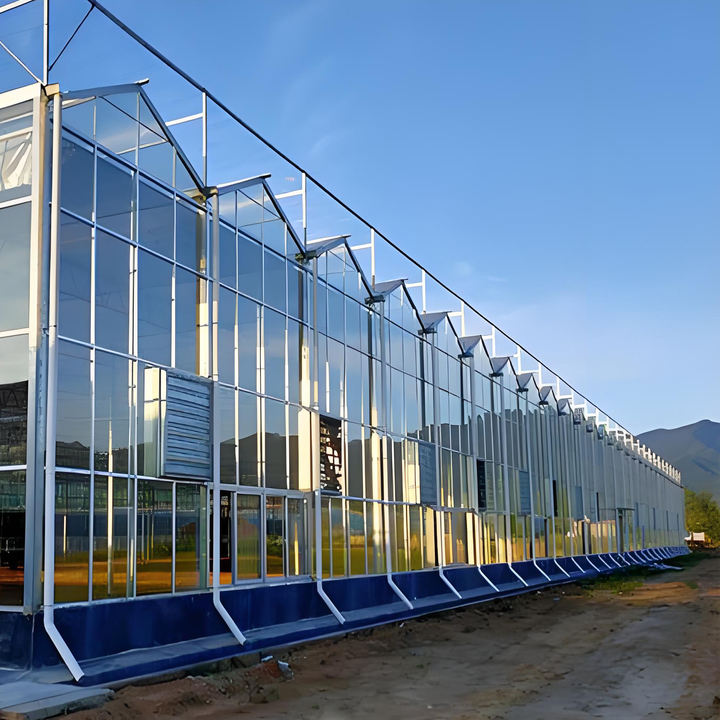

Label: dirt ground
[69,554,720,720]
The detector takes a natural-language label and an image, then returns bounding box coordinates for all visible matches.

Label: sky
[3,0,719,434]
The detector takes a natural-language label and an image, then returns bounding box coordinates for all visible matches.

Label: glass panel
[287,320,303,406]
[287,498,306,576]
[56,342,91,469]
[263,250,286,312]
[176,201,206,273]
[96,153,133,237]
[237,296,258,391]
[61,137,93,219]
[218,288,236,385]
[238,234,262,301]
[136,480,173,595]
[58,214,91,342]
[264,399,286,489]
[262,218,286,256]
[0,335,28,466]
[0,122,31,203]
[238,390,258,486]
[331,499,346,577]
[409,505,422,570]
[265,496,284,577]
[175,483,206,591]
[264,308,285,401]
[92,476,131,600]
[237,493,260,579]
[95,231,130,353]
[366,502,386,574]
[96,97,138,160]
[94,351,130,473]
[218,386,236,484]
[0,470,25,604]
[287,263,305,321]
[138,182,173,259]
[136,364,162,477]
[210,490,232,585]
[0,202,30,332]
[348,500,365,575]
[218,223,236,288]
[138,250,172,366]
[175,268,207,375]
[54,473,90,603]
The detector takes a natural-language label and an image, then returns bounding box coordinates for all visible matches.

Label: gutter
[44,89,84,682]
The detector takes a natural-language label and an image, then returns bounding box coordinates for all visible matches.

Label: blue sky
[5,0,719,434]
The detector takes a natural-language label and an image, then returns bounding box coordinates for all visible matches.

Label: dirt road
[70,554,720,720]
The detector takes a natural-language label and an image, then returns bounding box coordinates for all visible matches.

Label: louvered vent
[162,373,212,479]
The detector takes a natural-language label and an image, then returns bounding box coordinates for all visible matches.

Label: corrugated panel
[162,373,212,479]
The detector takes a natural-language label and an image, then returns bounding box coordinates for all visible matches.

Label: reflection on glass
[136,480,172,595]
[61,137,93,219]
[348,500,365,575]
[218,223,236,288]
[92,476,131,600]
[94,351,130,473]
[238,234,262,300]
[95,231,130,353]
[96,154,133,237]
[54,473,90,603]
[217,288,235,385]
[263,250,286,313]
[287,263,305,320]
[56,342,91,469]
[175,268,207,375]
[287,498,306,576]
[218,386,236,484]
[264,308,285,401]
[366,501,385,574]
[176,201,206,272]
[138,182,173,258]
[237,296,258,391]
[238,391,258,486]
[0,335,28,466]
[0,203,30,332]
[266,496,284,577]
[176,483,206,591]
[331,499,346,577]
[136,363,162,477]
[0,470,25,604]
[58,214,91,342]
[264,399,286,489]
[138,250,172,366]
[237,494,260,579]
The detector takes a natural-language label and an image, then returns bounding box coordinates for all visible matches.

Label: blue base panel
[0,547,688,686]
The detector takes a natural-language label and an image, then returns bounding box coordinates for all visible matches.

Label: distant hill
[638,420,720,504]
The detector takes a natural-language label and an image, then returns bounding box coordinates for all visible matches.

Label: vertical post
[201,92,208,186]
[43,0,49,85]
[370,228,376,287]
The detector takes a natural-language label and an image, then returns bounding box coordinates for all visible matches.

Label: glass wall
[0,97,33,606]
[22,85,686,608]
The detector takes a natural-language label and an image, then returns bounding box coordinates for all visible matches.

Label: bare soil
[69,555,720,720]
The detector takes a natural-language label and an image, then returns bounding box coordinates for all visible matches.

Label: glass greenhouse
[0,0,686,684]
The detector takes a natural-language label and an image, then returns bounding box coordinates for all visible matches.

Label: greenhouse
[0,0,686,685]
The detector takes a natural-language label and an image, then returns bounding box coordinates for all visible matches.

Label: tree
[685,489,720,546]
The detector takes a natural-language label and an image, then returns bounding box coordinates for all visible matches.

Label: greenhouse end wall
[0,82,686,682]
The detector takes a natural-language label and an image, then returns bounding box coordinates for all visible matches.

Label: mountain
[638,420,720,504]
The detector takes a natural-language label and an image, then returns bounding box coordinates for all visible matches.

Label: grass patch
[683,580,699,589]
